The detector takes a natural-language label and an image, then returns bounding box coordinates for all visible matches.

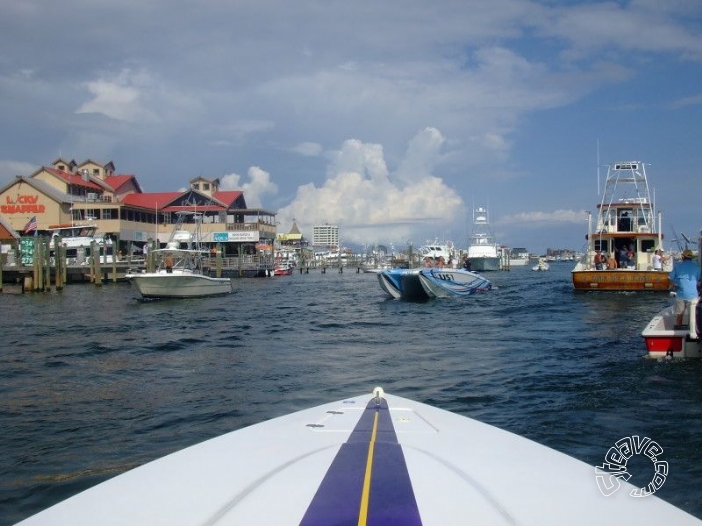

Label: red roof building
[0,159,278,258]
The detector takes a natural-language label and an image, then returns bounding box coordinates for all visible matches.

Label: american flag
[23,216,37,234]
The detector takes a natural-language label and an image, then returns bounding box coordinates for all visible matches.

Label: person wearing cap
[668,249,701,326]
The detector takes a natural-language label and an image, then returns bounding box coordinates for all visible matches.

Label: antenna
[596,138,600,195]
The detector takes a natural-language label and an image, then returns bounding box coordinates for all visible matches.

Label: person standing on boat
[668,249,701,326]
[164,253,174,273]
[618,245,629,268]
[594,250,605,270]
[652,250,664,271]
[606,253,617,269]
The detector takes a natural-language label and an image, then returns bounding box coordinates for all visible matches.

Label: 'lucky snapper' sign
[1,194,46,214]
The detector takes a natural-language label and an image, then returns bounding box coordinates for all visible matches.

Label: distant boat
[417,241,456,268]
[46,221,111,264]
[378,268,492,300]
[126,212,232,299]
[508,248,530,267]
[571,161,669,291]
[466,206,500,271]
[273,262,294,276]
[360,263,391,274]
[532,258,549,271]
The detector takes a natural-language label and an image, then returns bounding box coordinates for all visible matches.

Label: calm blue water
[2,263,702,524]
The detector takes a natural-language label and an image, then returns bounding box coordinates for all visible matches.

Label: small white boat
[127,262,233,299]
[642,298,702,359]
[126,212,232,299]
[16,387,701,525]
[532,258,550,271]
[378,268,492,300]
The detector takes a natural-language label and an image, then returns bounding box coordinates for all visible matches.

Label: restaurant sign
[2,194,46,214]
[213,231,259,242]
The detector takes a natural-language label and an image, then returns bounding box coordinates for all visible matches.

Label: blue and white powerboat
[16,387,701,525]
[378,268,492,300]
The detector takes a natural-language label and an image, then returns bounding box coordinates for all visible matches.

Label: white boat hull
[642,301,702,358]
[17,387,701,525]
[508,257,529,266]
[127,270,232,298]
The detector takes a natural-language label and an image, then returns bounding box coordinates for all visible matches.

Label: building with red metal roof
[0,159,277,260]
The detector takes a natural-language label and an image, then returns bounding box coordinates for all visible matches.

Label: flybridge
[614,162,638,170]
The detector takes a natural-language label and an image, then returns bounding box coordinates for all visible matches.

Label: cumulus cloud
[277,130,464,244]
[220,166,278,209]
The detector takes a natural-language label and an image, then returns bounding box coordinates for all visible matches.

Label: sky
[1,0,701,255]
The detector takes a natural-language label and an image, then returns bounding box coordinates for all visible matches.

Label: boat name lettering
[585,274,662,283]
[436,273,455,281]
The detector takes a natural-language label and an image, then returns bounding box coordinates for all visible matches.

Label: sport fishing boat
[417,240,456,268]
[642,299,702,359]
[46,221,111,264]
[126,212,232,299]
[572,161,669,291]
[16,386,701,525]
[378,268,492,300]
[466,206,500,271]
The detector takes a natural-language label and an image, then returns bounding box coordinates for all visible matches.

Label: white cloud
[76,69,146,122]
[75,68,201,125]
[291,142,323,156]
[277,130,465,244]
[396,127,446,184]
[220,166,278,209]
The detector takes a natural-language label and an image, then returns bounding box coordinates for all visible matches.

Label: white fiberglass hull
[508,257,529,266]
[467,256,501,271]
[642,302,702,358]
[127,270,232,298]
[17,387,700,525]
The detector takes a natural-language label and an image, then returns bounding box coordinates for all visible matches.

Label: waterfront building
[276,221,312,265]
[312,224,339,250]
[0,158,277,259]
